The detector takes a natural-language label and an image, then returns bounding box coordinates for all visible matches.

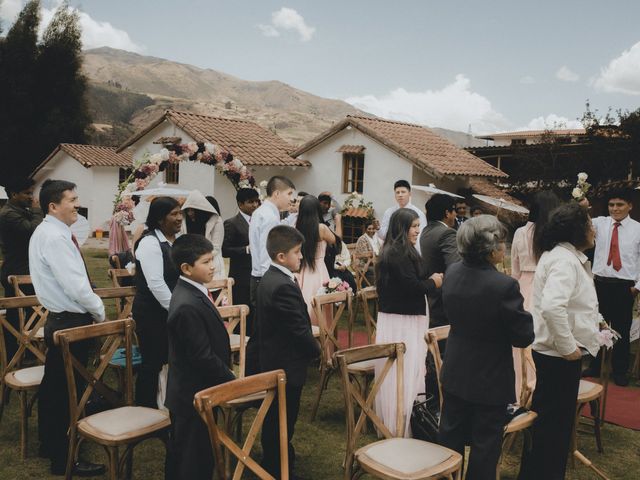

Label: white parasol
[70,214,90,246]
[472,194,529,215]
[411,184,464,199]
[121,185,193,198]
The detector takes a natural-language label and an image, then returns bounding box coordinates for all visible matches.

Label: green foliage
[0,0,92,180]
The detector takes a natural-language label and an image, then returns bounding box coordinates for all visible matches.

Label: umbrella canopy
[472,194,529,215]
[411,184,464,199]
[70,214,90,246]
[121,185,193,198]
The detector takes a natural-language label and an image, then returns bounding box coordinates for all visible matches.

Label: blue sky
[2,0,640,134]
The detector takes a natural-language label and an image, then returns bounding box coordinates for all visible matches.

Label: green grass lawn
[1,248,639,479]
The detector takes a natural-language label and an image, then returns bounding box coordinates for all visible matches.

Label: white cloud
[520,113,582,131]
[1,1,144,53]
[519,75,535,85]
[258,7,315,42]
[556,65,580,82]
[593,41,640,95]
[344,74,509,134]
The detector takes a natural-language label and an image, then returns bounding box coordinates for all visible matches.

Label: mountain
[82,47,484,148]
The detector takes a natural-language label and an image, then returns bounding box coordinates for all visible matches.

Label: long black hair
[146,196,180,231]
[376,208,421,286]
[530,191,563,261]
[295,195,323,272]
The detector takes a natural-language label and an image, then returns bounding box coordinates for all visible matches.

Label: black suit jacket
[440,261,534,406]
[222,213,251,287]
[256,266,321,387]
[419,221,461,326]
[165,279,235,416]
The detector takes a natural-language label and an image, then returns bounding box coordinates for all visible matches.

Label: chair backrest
[425,326,450,411]
[194,370,289,480]
[311,291,352,366]
[352,252,375,290]
[334,343,406,478]
[206,277,235,307]
[95,286,136,319]
[357,286,378,344]
[105,271,136,318]
[8,275,48,340]
[54,319,136,433]
[218,304,249,378]
[0,295,47,375]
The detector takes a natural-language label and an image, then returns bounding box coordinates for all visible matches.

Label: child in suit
[257,225,321,478]
[165,234,236,480]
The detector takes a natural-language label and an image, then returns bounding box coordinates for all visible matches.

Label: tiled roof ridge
[347,115,426,129]
[166,109,259,126]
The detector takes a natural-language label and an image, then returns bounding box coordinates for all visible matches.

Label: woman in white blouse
[355,220,381,284]
[519,202,600,480]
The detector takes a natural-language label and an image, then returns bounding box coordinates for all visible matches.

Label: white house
[31,144,132,231]
[477,129,586,147]
[116,109,309,220]
[290,115,509,233]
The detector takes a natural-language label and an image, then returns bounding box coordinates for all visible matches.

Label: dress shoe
[51,461,106,477]
[581,367,600,378]
[613,374,629,387]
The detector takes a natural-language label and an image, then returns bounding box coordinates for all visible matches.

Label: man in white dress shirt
[246,176,295,374]
[587,188,640,386]
[29,179,105,476]
[377,180,427,252]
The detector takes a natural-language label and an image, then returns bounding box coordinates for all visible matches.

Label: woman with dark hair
[181,191,225,279]
[133,196,183,407]
[439,215,533,478]
[294,195,336,325]
[375,208,443,436]
[519,203,600,479]
[510,191,561,399]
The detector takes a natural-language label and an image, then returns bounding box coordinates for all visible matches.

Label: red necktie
[71,234,93,283]
[607,222,622,271]
[207,290,216,305]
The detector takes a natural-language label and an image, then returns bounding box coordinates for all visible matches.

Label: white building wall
[90,167,121,231]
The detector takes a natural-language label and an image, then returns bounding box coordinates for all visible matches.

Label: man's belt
[594,275,634,285]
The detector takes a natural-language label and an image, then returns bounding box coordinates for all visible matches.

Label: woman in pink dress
[510,191,561,403]
[294,195,336,325]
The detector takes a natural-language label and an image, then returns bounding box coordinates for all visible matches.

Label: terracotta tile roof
[341,207,371,218]
[468,178,521,205]
[477,129,586,140]
[118,109,309,167]
[337,145,366,154]
[32,144,132,176]
[292,115,506,178]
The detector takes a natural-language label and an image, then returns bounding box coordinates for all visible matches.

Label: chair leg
[310,364,330,421]
[592,400,603,453]
[64,430,79,480]
[19,391,28,460]
[108,446,119,480]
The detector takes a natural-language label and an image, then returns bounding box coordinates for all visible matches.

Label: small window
[511,138,526,145]
[118,167,133,184]
[342,153,365,193]
[165,162,180,184]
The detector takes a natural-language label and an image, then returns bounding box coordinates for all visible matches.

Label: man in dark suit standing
[165,234,235,480]
[419,193,461,327]
[257,226,321,478]
[223,188,260,333]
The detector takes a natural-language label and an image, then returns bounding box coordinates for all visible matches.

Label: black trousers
[438,391,506,480]
[232,282,254,336]
[133,304,168,408]
[261,383,303,478]
[165,412,213,480]
[591,278,634,375]
[38,311,92,470]
[518,351,582,480]
[245,276,262,376]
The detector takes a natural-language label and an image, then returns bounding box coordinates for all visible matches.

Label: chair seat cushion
[79,406,170,442]
[578,380,603,402]
[5,365,44,388]
[356,437,456,477]
[229,334,250,350]
[348,359,376,373]
[311,325,320,338]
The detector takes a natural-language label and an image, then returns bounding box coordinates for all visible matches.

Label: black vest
[133,231,179,312]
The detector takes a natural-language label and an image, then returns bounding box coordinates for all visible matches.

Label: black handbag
[410,392,440,442]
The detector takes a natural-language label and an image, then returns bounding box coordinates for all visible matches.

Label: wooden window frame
[165,162,179,184]
[342,153,365,194]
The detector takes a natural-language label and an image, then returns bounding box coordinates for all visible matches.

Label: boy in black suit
[165,234,236,480]
[257,226,321,478]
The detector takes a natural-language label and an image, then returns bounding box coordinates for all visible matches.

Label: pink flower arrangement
[317,277,353,295]
[596,321,621,349]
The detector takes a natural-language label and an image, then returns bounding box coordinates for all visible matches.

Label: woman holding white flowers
[519,202,600,480]
[375,208,442,437]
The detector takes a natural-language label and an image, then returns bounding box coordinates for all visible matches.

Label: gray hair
[457,215,507,262]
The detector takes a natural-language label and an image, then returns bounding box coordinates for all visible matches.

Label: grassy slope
[0,249,638,479]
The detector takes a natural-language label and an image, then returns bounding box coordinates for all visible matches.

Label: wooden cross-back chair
[219,305,249,378]
[335,343,462,480]
[424,327,538,480]
[54,318,170,480]
[352,252,375,291]
[107,269,135,319]
[357,286,378,345]
[309,291,353,420]
[0,295,47,459]
[194,370,289,480]
[8,274,47,344]
[206,277,234,308]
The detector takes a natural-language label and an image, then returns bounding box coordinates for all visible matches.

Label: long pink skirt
[374,312,428,437]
